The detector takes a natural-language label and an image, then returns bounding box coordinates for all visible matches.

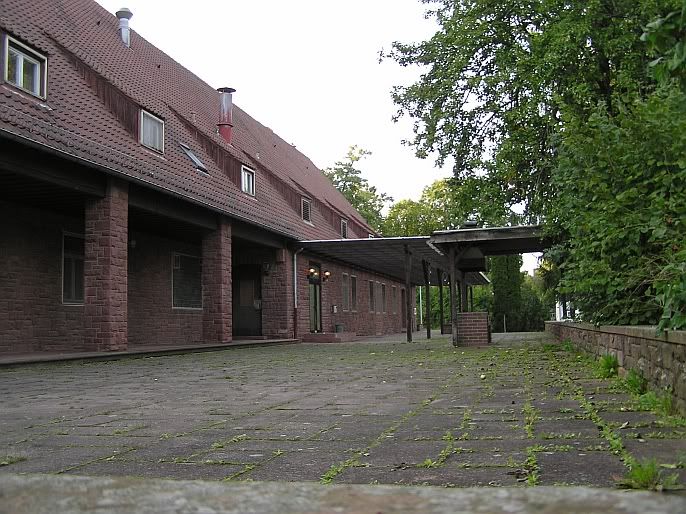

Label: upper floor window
[301,198,312,223]
[4,35,47,99]
[341,219,348,238]
[140,110,164,153]
[241,166,255,196]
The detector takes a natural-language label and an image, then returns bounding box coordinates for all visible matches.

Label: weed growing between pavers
[0,455,26,466]
[616,458,682,491]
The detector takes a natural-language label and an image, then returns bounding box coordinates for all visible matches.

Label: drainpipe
[293,247,304,339]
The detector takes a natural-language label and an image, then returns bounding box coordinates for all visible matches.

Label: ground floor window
[62,234,84,304]
[369,280,375,312]
[392,286,397,314]
[342,273,350,311]
[172,253,202,309]
[350,275,357,311]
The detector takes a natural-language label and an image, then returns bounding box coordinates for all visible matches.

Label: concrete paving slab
[1,336,684,491]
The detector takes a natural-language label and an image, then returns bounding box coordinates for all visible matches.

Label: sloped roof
[0,0,375,240]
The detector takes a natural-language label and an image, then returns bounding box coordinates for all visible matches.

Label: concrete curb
[1,473,684,514]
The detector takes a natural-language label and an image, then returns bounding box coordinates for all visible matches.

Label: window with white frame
[241,166,255,196]
[140,110,164,152]
[301,197,312,222]
[172,253,202,309]
[62,234,84,304]
[4,35,47,98]
[340,219,348,238]
[342,273,350,311]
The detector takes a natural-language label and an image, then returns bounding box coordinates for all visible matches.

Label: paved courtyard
[1,335,685,488]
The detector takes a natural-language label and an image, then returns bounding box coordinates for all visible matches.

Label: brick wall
[546,322,686,414]
[84,179,128,351]
[127,231,203,347]
[456,312,490,346]
[0,200,85,354]
[202,220,232,343]
[295,253,410,338]
[262,248,293,338]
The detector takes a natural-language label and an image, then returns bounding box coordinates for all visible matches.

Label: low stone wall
[545,321,686,413]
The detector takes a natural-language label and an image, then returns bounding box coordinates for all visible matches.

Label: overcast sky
[94,0,540,273]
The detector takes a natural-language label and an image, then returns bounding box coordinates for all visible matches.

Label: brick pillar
[202,218,232,343]
[84,179,129,351]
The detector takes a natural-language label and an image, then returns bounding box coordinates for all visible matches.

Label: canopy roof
[298,225,549,287]
[297,236,488,286]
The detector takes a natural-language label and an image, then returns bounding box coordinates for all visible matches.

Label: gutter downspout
[293,247,304,339]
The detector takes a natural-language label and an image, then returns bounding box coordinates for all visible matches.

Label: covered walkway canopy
[299,225,550,344]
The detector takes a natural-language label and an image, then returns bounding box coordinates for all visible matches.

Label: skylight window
[4,35,47,98]
[140,110,164,153]
[180,143,207,173]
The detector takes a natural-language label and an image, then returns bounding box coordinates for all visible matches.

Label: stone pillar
[202,218,232,343]
[84,178,129,351]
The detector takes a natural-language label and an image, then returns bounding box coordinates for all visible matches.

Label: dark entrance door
[308,263,322,333]
[233,265,262,337]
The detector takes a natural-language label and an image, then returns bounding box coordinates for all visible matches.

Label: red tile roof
[0,0,375,240]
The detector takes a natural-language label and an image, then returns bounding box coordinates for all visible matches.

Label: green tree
[324,146,392,233]
[490,255,523,332]
[384,0,675,220]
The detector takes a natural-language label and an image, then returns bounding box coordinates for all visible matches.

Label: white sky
[94,0,540,274]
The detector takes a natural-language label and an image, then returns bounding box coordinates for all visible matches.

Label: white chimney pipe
[116,8,133,47]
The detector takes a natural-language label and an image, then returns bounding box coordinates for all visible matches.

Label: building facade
[0,1,414,355]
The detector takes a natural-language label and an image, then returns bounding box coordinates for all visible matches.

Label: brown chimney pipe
[217,87,236,144]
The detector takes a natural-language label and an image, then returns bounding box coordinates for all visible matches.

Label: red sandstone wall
[295,253,410,337]
[0,201,85,354]
[127,231,203,347]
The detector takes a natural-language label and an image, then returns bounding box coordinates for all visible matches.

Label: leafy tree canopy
[384,0,677,220]
[324,146,393,234]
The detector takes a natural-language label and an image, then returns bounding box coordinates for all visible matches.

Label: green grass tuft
[616,458,682,491]
[597,354,619,378]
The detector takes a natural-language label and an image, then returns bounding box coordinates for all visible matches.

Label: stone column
[202,218,232,343]
[84,178,129,351]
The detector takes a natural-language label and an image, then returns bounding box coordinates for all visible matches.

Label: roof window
[241,166,255,196]
[4,35,47,99]
[140,110,164,153]
[301,198,312,223]
[180,143,207,173]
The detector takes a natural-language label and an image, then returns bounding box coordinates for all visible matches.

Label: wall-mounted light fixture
[262,263,273,276]
[322,270,331,282]
[307,268,320,280]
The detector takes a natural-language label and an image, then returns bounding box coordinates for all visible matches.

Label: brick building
[0,0,422,355]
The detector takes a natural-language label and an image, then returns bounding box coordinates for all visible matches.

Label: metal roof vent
[217,87,236,144]
[116,8,133,47]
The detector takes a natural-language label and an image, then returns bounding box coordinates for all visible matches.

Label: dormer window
[341,219,348,238]
[4,35,47,99]
[301,198,312,223]
[241,166,255,196]
[140,110,164,153]
[180,143,207,173]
